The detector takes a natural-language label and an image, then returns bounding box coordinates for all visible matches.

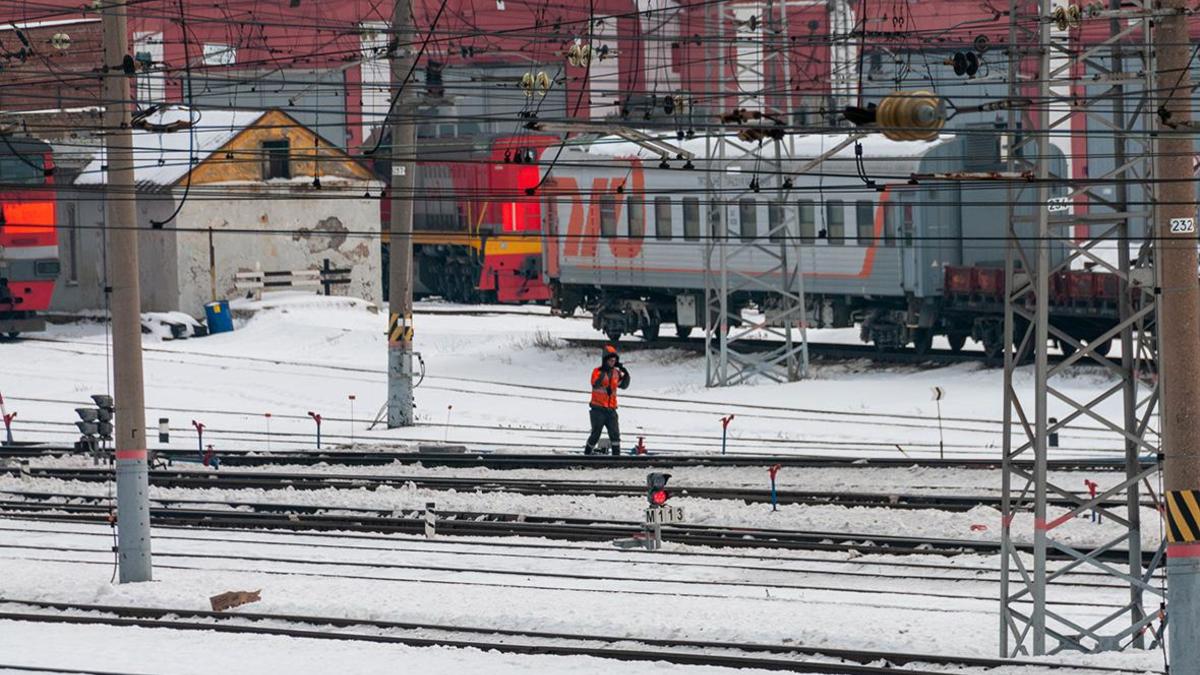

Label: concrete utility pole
[101,0,152,582]
[386,0,416,427]
[1154,0,1200,667]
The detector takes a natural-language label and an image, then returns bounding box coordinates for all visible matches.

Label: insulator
[876,90,944,142]
[952,52,968,76]
[535,71,551,95]
[519,72,534,97]
[50,32,71,50]
[1066,4,1082,27]
[1051,6,1068,31]
[964,51,979,77]
[567,43,591,67]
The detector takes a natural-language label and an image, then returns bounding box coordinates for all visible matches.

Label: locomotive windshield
[0,138,48,185]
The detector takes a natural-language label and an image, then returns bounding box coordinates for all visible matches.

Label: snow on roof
[74,107,266,187]
[564,131,952,162]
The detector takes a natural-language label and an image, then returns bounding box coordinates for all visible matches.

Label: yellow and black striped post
[388,312,414,345]
[1166,490,1200,546]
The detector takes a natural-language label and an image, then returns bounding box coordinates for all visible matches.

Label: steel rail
[0,600,1152,674]
[0,447,1139,470]
[0,499,1156,563]
[0,468,1158,512]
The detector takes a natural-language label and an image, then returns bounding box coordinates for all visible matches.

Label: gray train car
[541,132,1067,353]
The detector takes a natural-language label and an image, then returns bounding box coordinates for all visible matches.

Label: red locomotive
[377,133,557,304]
[0,136,58,337]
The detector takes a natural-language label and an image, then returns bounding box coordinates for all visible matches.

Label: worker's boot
[610,446,621,457]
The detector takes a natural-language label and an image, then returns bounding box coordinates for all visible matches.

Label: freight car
[539,132,1124,356]
[375,133,557,304]
[0,136,59,337]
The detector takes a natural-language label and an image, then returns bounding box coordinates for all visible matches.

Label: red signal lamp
[646,472,671,507]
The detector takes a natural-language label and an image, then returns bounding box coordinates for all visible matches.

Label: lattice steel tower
[999,0,1165,655]
[702,0,811,386]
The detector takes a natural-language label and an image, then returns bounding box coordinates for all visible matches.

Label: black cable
[147,0,198,229]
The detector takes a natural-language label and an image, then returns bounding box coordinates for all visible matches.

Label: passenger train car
[0,137,58,338]
[540,132,1123,356]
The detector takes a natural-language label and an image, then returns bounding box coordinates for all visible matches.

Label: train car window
[600,195,617,238]
[856,200,874,246]
[738,199,757,242]
[825,200,845,245]
[682,197,701,241]
[627,197,645,239]
[654,197,672,240]
[768,201,785,243]
[883,202,897,246]
[798,200,815,243]
[903,203,914,246]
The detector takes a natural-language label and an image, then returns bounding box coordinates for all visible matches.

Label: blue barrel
[204,300,234,334]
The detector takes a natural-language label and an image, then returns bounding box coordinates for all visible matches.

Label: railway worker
[585,344,631,456]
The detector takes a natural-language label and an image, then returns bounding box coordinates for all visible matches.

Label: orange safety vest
[590,367,623,409]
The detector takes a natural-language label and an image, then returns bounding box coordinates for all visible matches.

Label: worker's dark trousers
[585,405,621,456]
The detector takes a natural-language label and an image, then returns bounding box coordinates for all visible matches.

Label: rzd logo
[557,161,645,259]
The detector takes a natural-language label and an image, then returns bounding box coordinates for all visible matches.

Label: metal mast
[999,0,1164,654]
[703,0,810,386]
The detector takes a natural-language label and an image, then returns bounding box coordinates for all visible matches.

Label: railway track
[0,467,1150,512]
[0,518,1151,591]
[0,446,1138,470]
[0,600,1145,674]
[0,495,1157,563]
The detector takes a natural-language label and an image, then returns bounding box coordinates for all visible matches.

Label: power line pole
[387,0,416,428]
[1154,0,1200,668]
[101,0,152,582]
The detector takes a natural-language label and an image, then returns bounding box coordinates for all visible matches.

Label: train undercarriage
[413,244,494,304]
[556,286,1120,359]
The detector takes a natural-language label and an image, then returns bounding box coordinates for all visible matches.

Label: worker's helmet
[603,344,619,359]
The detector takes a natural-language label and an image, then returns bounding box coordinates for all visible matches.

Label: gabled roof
[75,107,267,186]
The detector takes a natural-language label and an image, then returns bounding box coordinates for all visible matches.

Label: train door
[899,192,919,293]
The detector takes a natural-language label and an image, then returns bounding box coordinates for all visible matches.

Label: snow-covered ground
[1,293,1139,459]
[0,294,1165,673]
[0,519,1164,674]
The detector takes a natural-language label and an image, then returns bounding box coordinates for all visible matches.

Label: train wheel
[912,329,934,356]
[5,331,17,340]
[982,338,1004,361]
[947,333,967,353]
[641,321,660,342]
[675,325,693,339]
[1089,337,1112,357]
[1056,338,1077,357]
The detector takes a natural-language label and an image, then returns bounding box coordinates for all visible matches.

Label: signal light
[646,472,671,507]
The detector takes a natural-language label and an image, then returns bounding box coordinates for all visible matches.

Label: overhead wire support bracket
[524,121,696,160]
